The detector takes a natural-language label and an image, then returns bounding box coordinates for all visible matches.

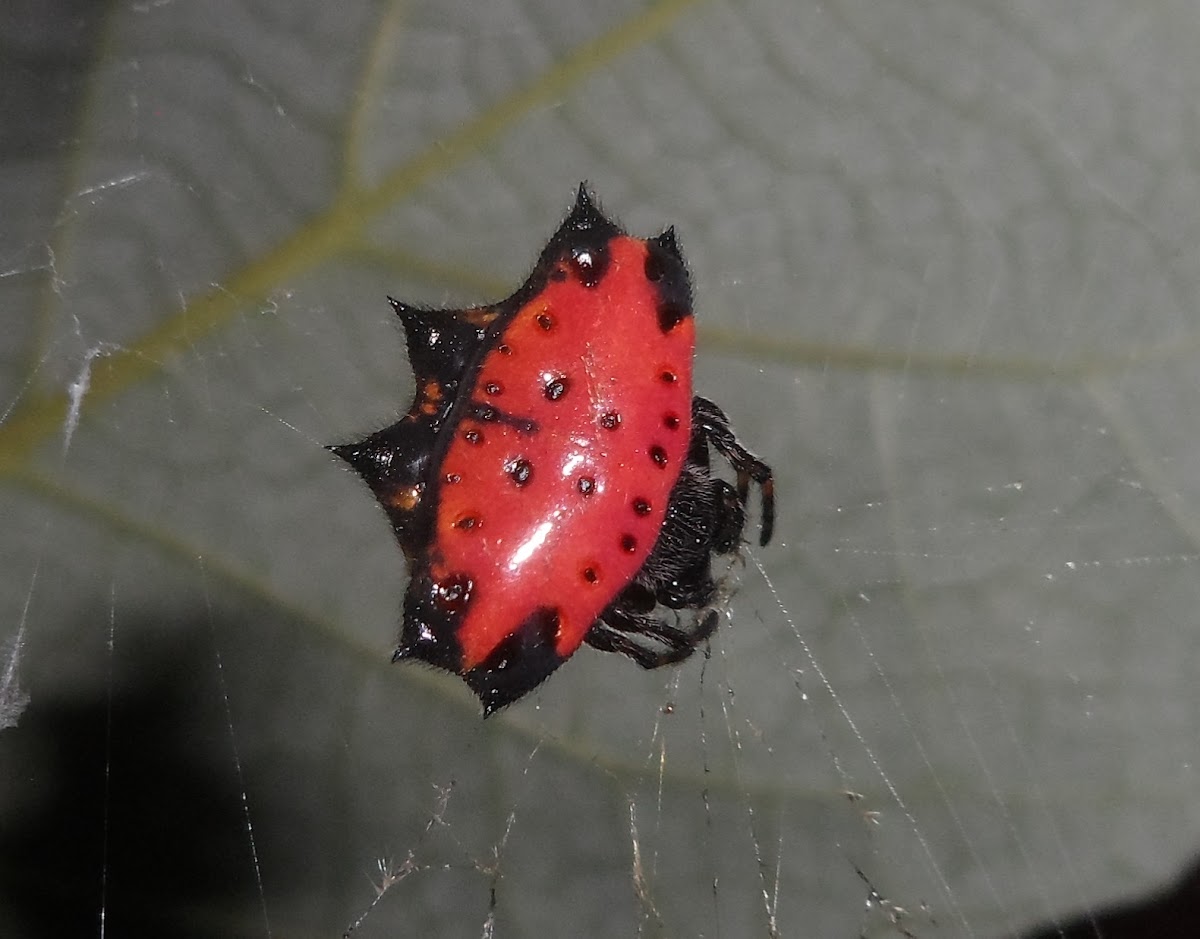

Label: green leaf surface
[4,0,1200,935]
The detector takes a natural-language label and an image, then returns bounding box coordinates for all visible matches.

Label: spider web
[4,1,1200,937]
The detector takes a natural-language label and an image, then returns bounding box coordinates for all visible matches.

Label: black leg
[585,610,721,670]
[585,623,675,669]
[693,396,775,545]
[604,605,692,645]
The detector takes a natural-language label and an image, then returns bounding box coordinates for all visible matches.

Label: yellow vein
[340,0,412,191]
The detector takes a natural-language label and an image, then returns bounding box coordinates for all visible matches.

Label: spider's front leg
[693,396,775,546]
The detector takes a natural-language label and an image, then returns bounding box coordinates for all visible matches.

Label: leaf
[3,0,1200,936]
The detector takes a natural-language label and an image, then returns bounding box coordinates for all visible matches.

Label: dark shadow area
[0,613,271,939]
[0,0,109,160]
[1022,855,1200,939]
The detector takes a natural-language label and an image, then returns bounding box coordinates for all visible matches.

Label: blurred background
[4,1,1200,935]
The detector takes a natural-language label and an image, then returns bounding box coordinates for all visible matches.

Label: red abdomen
[433,236,695,668]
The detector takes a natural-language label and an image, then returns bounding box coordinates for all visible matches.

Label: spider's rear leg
[584,624,667,669]
[692,396,775,546]
[604,605,696,646]
[585,607,721,669]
